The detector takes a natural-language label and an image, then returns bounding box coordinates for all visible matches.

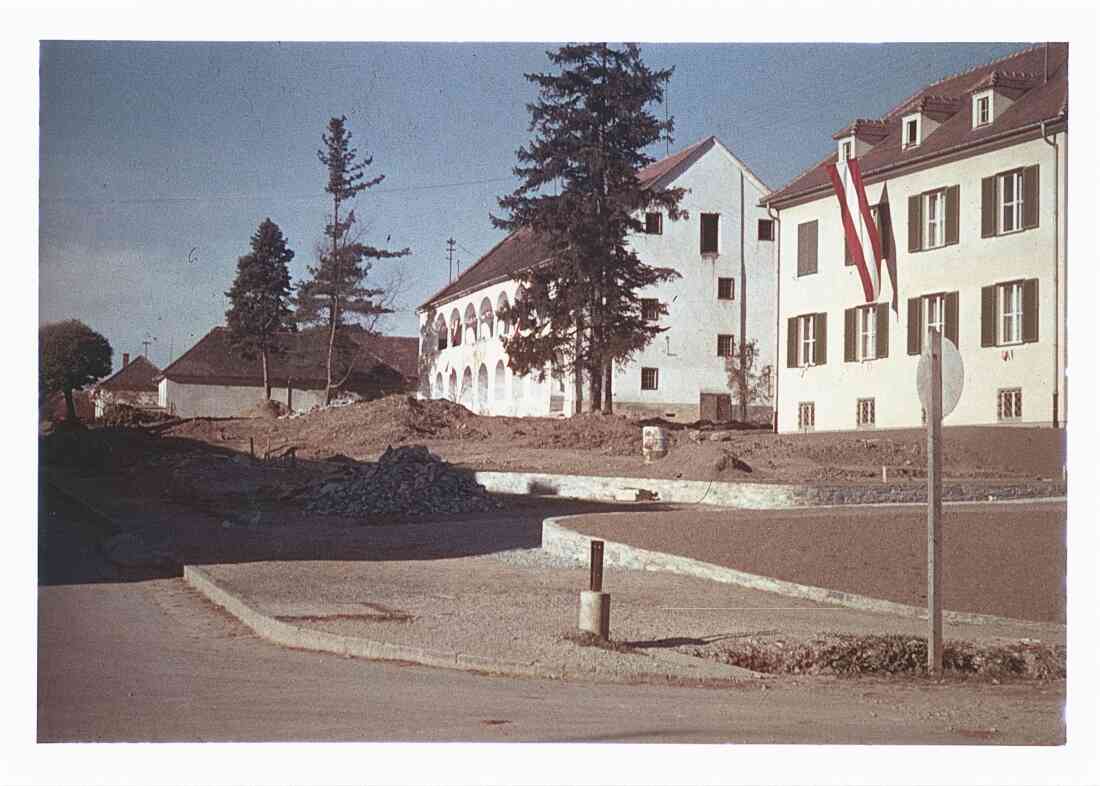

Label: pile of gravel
[298,445,501,517]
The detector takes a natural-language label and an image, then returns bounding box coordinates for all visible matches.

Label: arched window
[459,367,474,407]
[494,360,506,406]
[449,308,462,348]
[448,369,458,401]
[463,303,477,346]
[434,314,448,352]
[434,372,443,398]
[477,364,489,411]
[479,297,494,341]
[497,292,511,337]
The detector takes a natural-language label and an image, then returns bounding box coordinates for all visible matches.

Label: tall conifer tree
[225,218,296,400]
[494,43,686,413]
[297,116,409,404]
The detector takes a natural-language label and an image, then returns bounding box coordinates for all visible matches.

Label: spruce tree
[225,218,296,400]
[297,116,409,404]
[494,43,686,413]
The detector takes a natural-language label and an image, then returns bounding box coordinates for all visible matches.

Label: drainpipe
[1041,118,1061,428]
[768,204,781,433]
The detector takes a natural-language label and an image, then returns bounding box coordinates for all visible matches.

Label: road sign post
[926,328,944,677]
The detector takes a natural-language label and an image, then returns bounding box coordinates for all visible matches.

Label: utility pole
[446,238,457,283]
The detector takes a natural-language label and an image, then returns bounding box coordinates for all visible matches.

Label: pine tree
[225,218,296,400]
[493,43,686,413]
[39,320,112,421]
[297,116,409,404]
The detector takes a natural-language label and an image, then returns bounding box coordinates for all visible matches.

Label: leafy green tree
[725,338,774,418]
[296,116,409,404]
[494,43,686,413]
[39,320,112,421]
[225,218,297,400]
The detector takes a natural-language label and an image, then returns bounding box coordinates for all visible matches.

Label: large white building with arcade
[417,136,776,421]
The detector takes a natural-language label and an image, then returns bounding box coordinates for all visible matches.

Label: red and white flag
[824,158,883,303]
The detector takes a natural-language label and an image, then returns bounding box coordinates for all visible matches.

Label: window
[717,334,737,358]
[437,332,447,352]
[907,291,958,355]
[997,388,1022,422]
[798,402,815,432]
[799,314,816,366]
[641,367,659,391]
[972,91,992,128]
[796,220,818,276]
[701,213,719,255]
[1000,281,1023,344]
[717,277,735,300]
[856,398,875,428]
[842,140,852,161]
[644,212,663,235]
[903,115,920,148]
[925,189,946,249]
[999,169,1024,234]
[641,298,661,322]
[858,305,877,361]
[757,219,774,241]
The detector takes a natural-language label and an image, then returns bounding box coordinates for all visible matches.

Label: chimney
[123,353,130,368]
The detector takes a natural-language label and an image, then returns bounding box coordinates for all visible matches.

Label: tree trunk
[602,362,613,414]
[63,388,76,421]
[572,318,584,416]
[262,348,271,400]
[588,360,602,413]
[325,298,338,405]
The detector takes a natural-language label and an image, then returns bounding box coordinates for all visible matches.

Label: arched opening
[511,369,523,402]
[494,360,506,406]
[434,372,443,398]
[449,309,462,348]
[459,367,474,408]
[448,369,457,401]
[479,297,494,341]
[477,364,489,411]
[463,304,477,346]
[496,292,511,337]
[434,314,448,352]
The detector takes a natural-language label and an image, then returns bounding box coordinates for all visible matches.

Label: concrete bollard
[579,590,611,639]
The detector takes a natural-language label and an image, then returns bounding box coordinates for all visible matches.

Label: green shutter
[981,176,996,238]
[945,291,959,347]
[907,297,922,355]
[787,317,798,368]
[876,302,890,359]
[798,221,818,276]
[844,308,856,362]
[815,312,827,365]
[908,194,922,253]
[1023,278,1040,343]
[878,202,892,260]
[945,185,960,245]
[1023,164,1040,229]
[980,285,996,347]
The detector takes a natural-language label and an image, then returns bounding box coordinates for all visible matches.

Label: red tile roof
[765,43,1068,207]
[94,354,161,393]
[159,326,419,389]
[421,136,742,310]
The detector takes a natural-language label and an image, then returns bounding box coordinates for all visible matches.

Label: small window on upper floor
[902,114,921,149]
[641,298,661,322]
[842,140,853,161]
[972,90,993,129]
[717,277,735,300]
[757,219,774,241]
[644,212,663,235]
[700,213,719,255]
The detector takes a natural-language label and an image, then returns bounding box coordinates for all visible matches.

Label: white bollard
[578,590,611,639]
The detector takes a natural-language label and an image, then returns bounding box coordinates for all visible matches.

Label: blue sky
[39,41,1030,372]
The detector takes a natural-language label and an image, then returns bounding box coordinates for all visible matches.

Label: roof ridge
[420,227,531,312]
[96,353,159,388]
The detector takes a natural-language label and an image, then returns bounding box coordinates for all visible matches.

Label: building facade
[417,136,776,421]
[765,44,1067,434]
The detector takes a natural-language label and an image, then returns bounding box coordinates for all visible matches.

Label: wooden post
[589,540,604,592]
[249,437,255,460]
[927,327,944,677]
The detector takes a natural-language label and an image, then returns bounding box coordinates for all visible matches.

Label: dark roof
[159,326,419,389]
[95,355,161,393]
[765,43,1068,207]
[421,136,750,310]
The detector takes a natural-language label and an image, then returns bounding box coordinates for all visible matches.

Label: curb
[542,515,1066,633]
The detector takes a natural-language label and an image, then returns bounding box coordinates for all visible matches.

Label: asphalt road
[36,488,1064,747]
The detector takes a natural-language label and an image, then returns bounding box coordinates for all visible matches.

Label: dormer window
[902,114,921,149]
[972,90,993,128]
[841,139,853,161]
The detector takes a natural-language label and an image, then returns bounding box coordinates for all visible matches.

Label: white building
[417,136,776,422]
[764,44,1067,434]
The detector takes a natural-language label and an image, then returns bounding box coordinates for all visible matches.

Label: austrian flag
[824,158,883,303]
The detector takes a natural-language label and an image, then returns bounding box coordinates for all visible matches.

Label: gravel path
[562,501,1066,623]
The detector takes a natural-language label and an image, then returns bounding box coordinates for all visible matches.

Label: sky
[37,41,1037,373]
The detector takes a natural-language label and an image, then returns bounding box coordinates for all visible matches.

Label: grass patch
[691,634,1064,680]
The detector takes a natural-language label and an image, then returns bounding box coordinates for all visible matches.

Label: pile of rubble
[295,444,501,517]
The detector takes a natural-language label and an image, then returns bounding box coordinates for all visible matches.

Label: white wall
[159,378,328,418]
[418,141,776,421]
[775,132,1066,433]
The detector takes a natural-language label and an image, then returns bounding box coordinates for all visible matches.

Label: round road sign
[917,334,964,419]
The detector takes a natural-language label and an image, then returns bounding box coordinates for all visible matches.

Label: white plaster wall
[418,141,776,421]
[775,133,1066,433]
[160,378,328,418]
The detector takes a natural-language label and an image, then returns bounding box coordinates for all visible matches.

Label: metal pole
[927,327,943,677]
[589,540,604,592]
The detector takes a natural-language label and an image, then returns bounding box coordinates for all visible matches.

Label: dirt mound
[99,403,174,427]
[243,399,287,419]
[291,444,500,518]
[509,413,644,457]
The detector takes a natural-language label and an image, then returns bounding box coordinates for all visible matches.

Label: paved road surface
[37,488,1064,746]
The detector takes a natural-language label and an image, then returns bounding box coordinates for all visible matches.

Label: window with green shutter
[981,165,1040,237]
